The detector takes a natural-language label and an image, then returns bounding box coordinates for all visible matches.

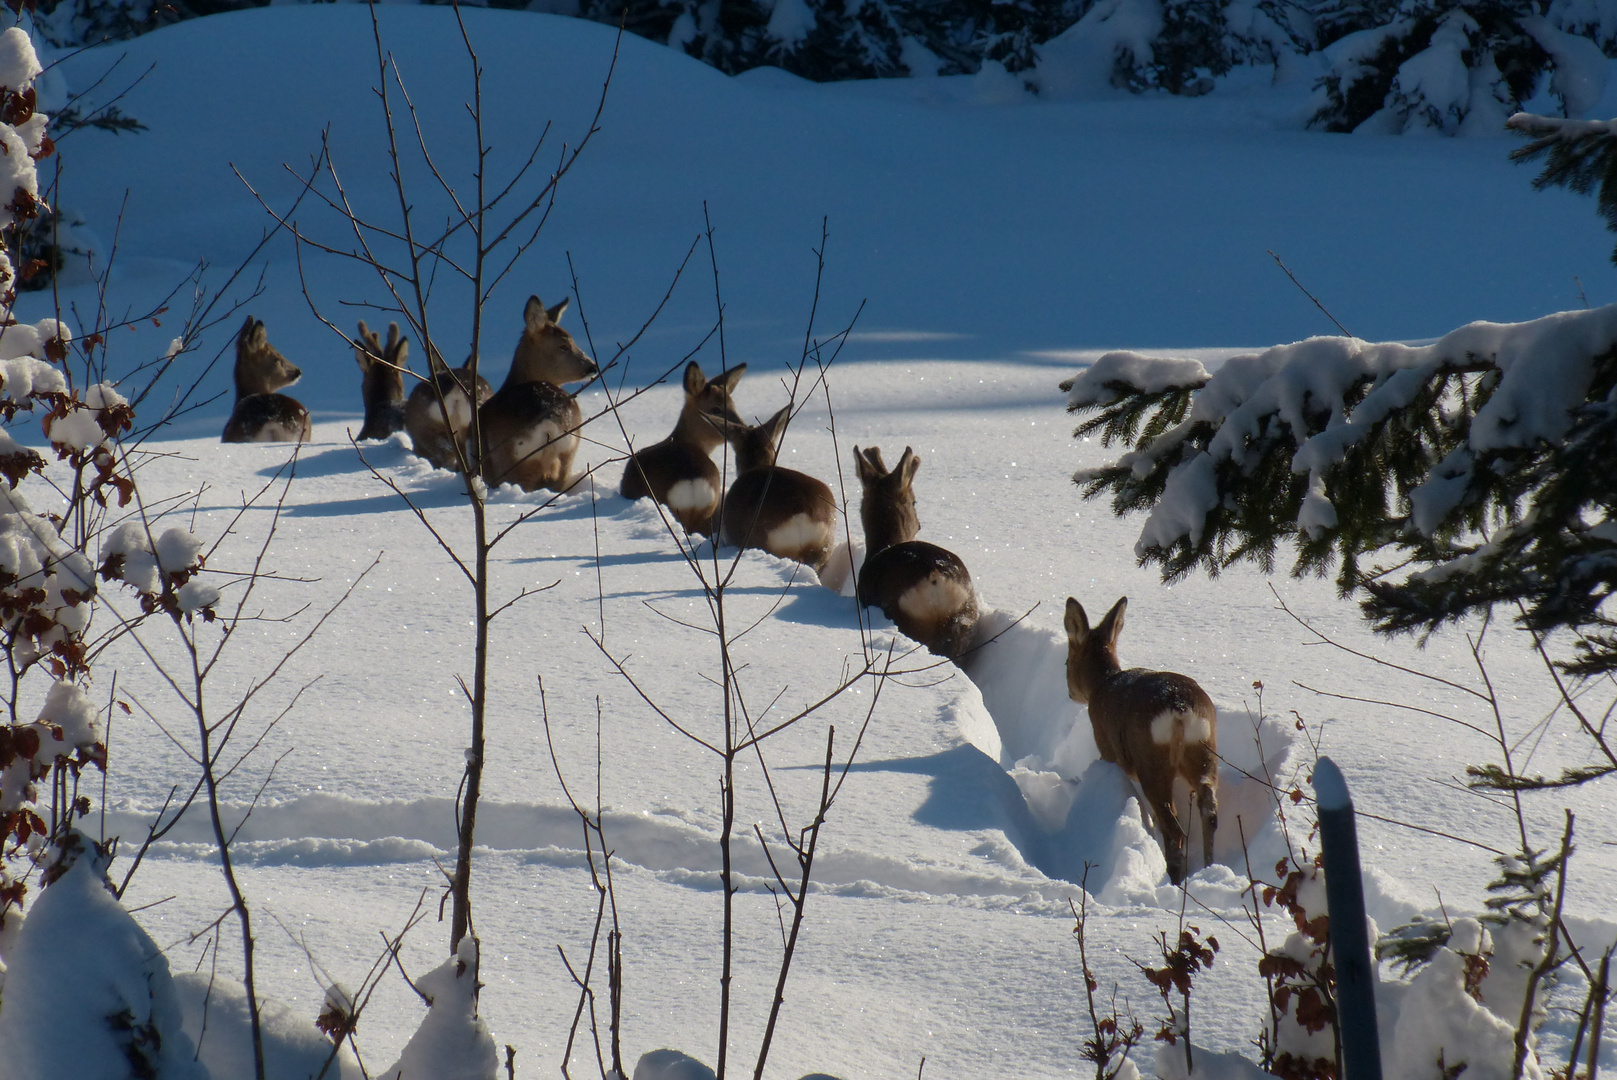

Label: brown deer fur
[853,445,978,658]
[478,295,598,492]
[718,404,837,570]
[353,320,408,441]
[1063,596,1217,885]
[222,316,311,443]
[621,361,746,534]
[405,343,493,473]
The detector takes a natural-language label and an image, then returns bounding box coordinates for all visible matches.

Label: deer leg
[1196,778,1218,873]
[1128,776,1158,835]
[1144,783,1188,885]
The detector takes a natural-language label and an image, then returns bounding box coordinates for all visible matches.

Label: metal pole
[1313,756,1383,1080]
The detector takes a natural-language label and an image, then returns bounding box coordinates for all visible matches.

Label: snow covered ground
[9,4,1617,1075]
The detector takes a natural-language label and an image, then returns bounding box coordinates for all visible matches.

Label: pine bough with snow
[1061,303,1617,727]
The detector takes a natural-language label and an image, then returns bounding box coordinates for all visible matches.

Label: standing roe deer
[222,316,311,443]
[853,445,978,657]
[621,361,747,534]
[405,344,492,473]
[352,320,407,441]
[478,295,598,492]
[1063,595,1218,885]
[719,404,838,571]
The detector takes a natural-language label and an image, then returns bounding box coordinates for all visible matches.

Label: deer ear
[862,445,887,477]
[547,297,570,324]
[1099,597,1127,647]
[684,361,707,396]
[717,364,746,393]
[898,447,920,485]
[765,405,791,446]
[524,295,548,330]
[1064,597,1088,644]
[353,321,373,371]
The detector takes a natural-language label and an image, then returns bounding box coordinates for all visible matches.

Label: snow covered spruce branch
[1063,305,1617,682]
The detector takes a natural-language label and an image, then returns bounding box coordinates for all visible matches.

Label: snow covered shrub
[0,832,208,1080]
[1308,0,1607,133]
[1031,0,1311,97]
[377,939,499,1080]
[1255,853,1338,1079]
[1375,840,1574,1078]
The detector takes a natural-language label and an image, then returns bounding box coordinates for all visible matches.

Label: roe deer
[478,295,599,492]
[222,316,311,443]
[405,345,492,473]
[620,360,747,534]
[1063,596,1217,885]
[719,404,838,571]
[352,320,408,440]
[853,445,978,657]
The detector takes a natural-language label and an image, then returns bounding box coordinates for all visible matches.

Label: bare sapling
[718,403,838,572]
[476,294,599,492]
[1072,865,1145,1079]
[580,216,906,1079]
[1063,596,1217,886]
[852,445,978,658]
[620,360,746,534]
[1132,898,1219,1075]
[352,319,408,440]
[221,315,311,443]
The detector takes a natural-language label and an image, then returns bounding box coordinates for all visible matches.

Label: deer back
[223,316,310,443]
[480,295,599,492]
[620,361,747,534]
[353,320,408,441]
[853,445,977,657]
[718,405,838,571]
[405,355,491,473]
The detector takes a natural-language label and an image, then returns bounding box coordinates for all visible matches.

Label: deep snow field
[14,3,1617,1075]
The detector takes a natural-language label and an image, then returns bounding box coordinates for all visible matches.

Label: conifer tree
[1062,134,1617,690]
[1308,0,1607,133]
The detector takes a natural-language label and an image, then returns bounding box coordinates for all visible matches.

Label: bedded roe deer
[478,295,598,492]
[222,316,311,443]
[621,361,747,534]
[353,320,407,441]
[1064,596,1217,885]
[405,345,492,472]
[853,445,978,658]
[719,404,838,571]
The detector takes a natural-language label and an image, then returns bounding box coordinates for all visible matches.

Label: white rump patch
[666,478,716,512]
[766,513,830,553]
[444,391,472,431]
[512,420,569,460]
[1184,711,1213,745]
[896,573,972,622]
[1150,709,1211,746]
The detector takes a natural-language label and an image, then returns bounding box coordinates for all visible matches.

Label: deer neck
[732,435,777,475]
[1075,649,1122,701]
[672,405,726,455]
[860,497,918,555]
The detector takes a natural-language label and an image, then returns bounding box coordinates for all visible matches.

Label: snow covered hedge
[1062,304,1617,676]
[28,0,1617,130]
